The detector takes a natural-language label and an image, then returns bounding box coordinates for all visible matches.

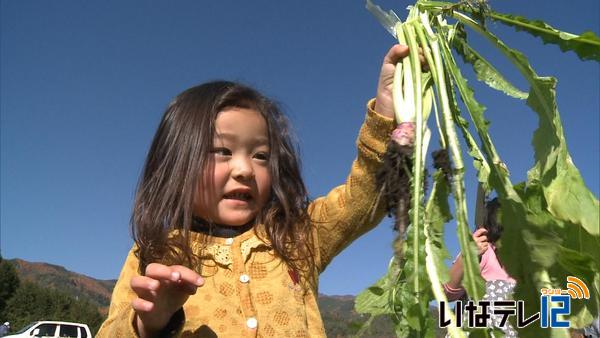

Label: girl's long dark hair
[483,197,502,243]
[131,81,314,280]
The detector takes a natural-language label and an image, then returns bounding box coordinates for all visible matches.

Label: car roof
[32,321,90,327]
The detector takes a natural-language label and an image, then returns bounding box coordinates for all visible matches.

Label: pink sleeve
[443,283,466,301]
[479,245,516,283]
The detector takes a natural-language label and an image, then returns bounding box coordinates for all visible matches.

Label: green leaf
[489,11,600,62]
[355,258,398,316]
[498,184,597,336]
[526,76,600,236]
[362,4,599,337]
[452,24,528,99]
[354,258,401,336]
[448,10,599,249]
[420,15,489,309]
[437,32,500,303]
[453,11,599,237]
[424,171,452,284]
[424,171,468,338]
[450,12,599,333]
[400,218,434,333]
[445,69,492,191]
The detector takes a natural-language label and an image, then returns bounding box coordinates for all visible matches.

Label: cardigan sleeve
[308,99,395,272]
[96,248,185,338]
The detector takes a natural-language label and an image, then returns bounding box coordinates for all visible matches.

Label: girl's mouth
[223,191,253,202]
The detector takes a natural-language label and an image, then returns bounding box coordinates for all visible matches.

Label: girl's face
[194,107,272,226]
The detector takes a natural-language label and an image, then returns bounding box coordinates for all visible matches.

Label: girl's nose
[231,157,254,180]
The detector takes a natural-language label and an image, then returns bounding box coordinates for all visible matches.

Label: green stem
[396,23,415,124]
[420,15,487,303]
[415,19,448,149]
[438,13,523,202]
[392,21,406,123]
[405,21,424,298]
[424,180,466,338]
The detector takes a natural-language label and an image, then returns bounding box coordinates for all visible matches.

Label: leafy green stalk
[415,18,449,150]
[400,20,439,336]
[417,18,491,190]
[451,10,599,236]
[362,2,599,337]
[426,190,462,337]
[396,22,416,124]
[417,17,481,337]
[452,25,528,99]
[392,21,407,123]
[424,171,464,338]
[431,88,447,149]
[404,21,425,298]
[436,19,519,203]
[442,55,492,191]
[421,15,486,302]
[418,1,600,61]
[447,10,598,335]
[488,11,600,62]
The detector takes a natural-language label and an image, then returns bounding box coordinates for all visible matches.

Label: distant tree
[0,255,20,317]
[3,282,104,335]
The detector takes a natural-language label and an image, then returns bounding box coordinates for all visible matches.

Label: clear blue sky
[1,0,598,296]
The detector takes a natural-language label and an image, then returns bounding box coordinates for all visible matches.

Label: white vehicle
[4,321,91,338]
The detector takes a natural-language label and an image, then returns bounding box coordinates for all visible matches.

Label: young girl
[444,198,518,337]
[97,45,418,338]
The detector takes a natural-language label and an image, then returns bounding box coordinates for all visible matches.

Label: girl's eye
[211,147,231,156]
[254,152,269,161]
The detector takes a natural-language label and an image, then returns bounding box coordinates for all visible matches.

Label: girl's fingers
[131,276,160,299]
[144,263,203,295]
[383,44,410,65]
[473,228,488,238]
[171,265,204,287]
[385,45,429,70]
[132,297,155,313]
[179,282,200,295]
[145,263,180,282]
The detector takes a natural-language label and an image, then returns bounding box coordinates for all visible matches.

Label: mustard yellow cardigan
[97,100,395,338]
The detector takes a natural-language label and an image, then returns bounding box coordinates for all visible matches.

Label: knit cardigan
[96,99,395,338]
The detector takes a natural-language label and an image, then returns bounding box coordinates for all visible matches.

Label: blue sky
[1,0,598,296]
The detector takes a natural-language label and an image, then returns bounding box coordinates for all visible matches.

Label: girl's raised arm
[309,45,420,272]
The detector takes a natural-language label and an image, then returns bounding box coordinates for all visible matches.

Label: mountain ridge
[9,258,116,314]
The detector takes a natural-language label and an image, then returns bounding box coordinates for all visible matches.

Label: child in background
[443,198,518,337]
[97,45,422,338]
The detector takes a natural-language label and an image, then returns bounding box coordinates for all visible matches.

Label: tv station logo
[439,276,590,329]
[539,276,590,328]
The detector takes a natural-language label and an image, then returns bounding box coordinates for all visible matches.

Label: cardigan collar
[183,223,272,267]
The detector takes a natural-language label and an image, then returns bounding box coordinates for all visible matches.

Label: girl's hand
[374,44,427,119]
[472,228,489,256]
[131,263,204,338]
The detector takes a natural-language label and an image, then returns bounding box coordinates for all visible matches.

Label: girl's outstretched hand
[472,228,489,256]
[131,263,204,338]
[374,44,428,120]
